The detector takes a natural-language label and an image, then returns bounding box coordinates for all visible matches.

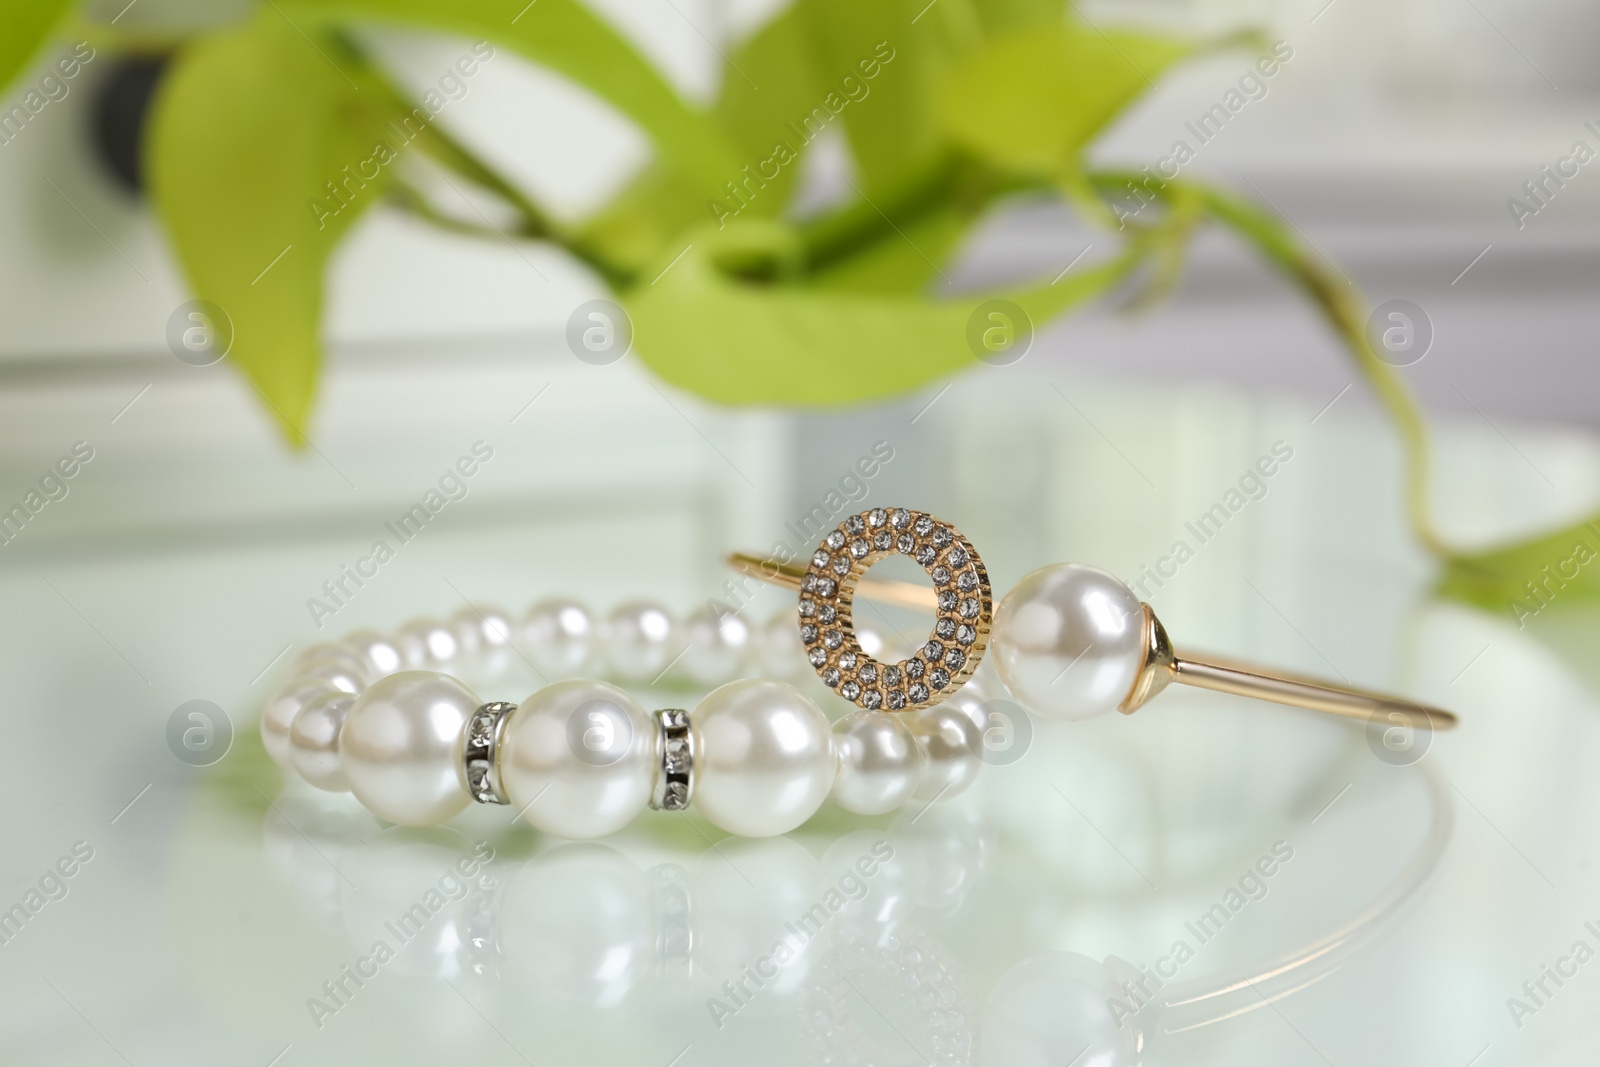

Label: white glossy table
[0,351,1596,1067]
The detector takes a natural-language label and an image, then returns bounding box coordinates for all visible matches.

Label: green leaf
[1436,517,1600,620]
[148,16,409,442]
[796,0,958,200]
[709,2,823,218]
[969,0,1068,34]
[0,0,76,94]
[938,21,1195,175]
[626,218,1139,406]
[281,0,741,195]
[805,202,973,294]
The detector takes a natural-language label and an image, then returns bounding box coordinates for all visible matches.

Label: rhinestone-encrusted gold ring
[799,507,992,713]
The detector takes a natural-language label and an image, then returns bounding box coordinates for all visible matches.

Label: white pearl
[289,688,354,792]
[396,617,459,668]
[340,671,478,825]
[262,678,339,770]
[831,711,925,815]
[604,602,680,684]
[680,605,750,686]
[991,563,1147,721]
[521,598,595,678]
[500,680,655,839]
[857,626,911,666]
[907,703,982,802]
[692,680,835,837]
[752,612,804,678]
[344,629,404,678]
[294,642,365,676]
[295,654,366,695]
[937,680,990,731]
[450,604,514,656]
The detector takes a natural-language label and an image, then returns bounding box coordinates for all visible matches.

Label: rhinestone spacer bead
[464,701,517,805]
[650,708,695,811]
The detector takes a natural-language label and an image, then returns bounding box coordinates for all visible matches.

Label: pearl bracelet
[260,600,985,839]
[262,503,1457,840]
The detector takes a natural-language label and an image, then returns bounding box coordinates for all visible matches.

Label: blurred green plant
[5,0,1597,622]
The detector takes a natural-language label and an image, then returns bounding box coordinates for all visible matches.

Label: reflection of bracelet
[260,599,991,839]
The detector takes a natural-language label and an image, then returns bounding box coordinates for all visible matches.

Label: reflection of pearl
[340,672,478,825]
[289,688,354,792]
[498,845,652,1008]
[692,680,835,837]
[681,605,750,686]
[907,704,982,802]
[262,678,339,769]
[991,564,1146,721]
[982,952,1139,1067]
[604,602,680,684]
[832,711,925,814]
[521,598,594,678]
[500,680,654,839]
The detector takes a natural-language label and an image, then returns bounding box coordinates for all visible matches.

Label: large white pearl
[991,563,1147,721]
[500,680,655,839]
[692,680,835,837]
[262,678,339,769]
[907,703,983,802]
[680,605,750,686]
[340,671,478,825]
[289,688,354,792]
[604,602,680,684]
[521,598,595,678]
[831,711,925,815]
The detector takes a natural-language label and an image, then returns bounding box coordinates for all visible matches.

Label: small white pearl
[521,598,595,678]
[295,654,366,695]
[500,680,655,839]
[396,617,459,668]
[289,688,354,792]
[831,711,925,815]
[450,604,514,657]
[991,563,1147,721]
[936,680,989,731]
[680,605,750,686]
[857,627,910,666]
[907,703,982,802]
[604,602,680,684]
[262,678,339,770]
[344,629,404,678]
[692,679,835,837]
[752,612,805,678]
[340,671,478,825]
[294,642,365,676]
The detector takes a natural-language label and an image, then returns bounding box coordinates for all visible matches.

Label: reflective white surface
[0,369,1598,1067]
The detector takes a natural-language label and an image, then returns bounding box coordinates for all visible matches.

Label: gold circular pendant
[799,507,992,712]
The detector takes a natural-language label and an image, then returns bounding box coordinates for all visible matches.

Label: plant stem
[333,29,635,289]
[1086,170,1451,558]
